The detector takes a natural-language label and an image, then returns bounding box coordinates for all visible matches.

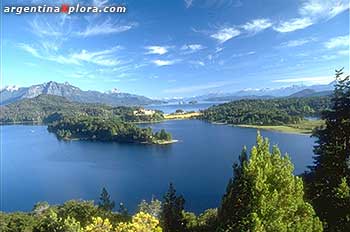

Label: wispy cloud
[181,44,205,53]
[70,47,122,66]
[211,27,240,43]
[17,43,41,58]
[163,80,235,94]
[152,59,179,66]
[18,43,122,66]
[272,76,333,84]
[75,19,137,37]
[274,0,349,33]
[337,50,349,56]
[145,46,169,55]
[324,35,349,49]
[184,0,194,8]
[273,18,313,33]
[299,0,349,19]
[189,60,205,66]
[280,38,316,47]
[93,0,109,7]
[242,19,272,33]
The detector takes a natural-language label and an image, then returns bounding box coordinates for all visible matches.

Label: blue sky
[1,0,349,98]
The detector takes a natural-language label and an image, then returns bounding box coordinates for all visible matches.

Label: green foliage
[0,212,36,232]
[183,209,218,232]
[305,68,350,231]
[160,183,186,232]
[47,115,172,144]
[98,188,115,212]
[138,198,162,219]
[0,94,164,124]
[154,129,172,141]
[201,96,331,126]
[33,210,81,232]
[218,133,323,232]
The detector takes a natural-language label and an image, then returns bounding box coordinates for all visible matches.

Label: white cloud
[189,60,205,66]
[17,43,41,58]
[152,59,179,66]
[272,76,333,84]
[18,42,122,66]
[299,0,349,19]
[70,47,122,66]
[274,0,349,33]
[324,35,349,49]
[181,44,205,53]
[184,0,194,8]
[273,17,313,33]
[163,80,234,94]
[76,19,137,37]
[242,19,272,33]
[211,27,241,43]
[145,46,169,55]
[280,38,316,47]
[93,0,109,7]
[337,50,349,56]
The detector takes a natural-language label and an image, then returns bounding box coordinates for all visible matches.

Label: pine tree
[98,187,115,212]
[306,68,350,231]
[160,183,186,232]
[218,133,323,231]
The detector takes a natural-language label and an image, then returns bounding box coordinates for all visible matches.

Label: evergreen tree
[98,188,115,212]
[160,183,186,232]
[306,68,350,231]
[218,133,323,231]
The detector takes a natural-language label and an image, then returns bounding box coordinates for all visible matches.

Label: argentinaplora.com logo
[3,3,127,15]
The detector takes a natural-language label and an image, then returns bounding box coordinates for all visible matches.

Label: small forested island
[200,96,331,133]
[48,116,174,145]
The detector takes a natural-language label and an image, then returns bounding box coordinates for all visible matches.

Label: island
[48,116,175,145]
[200,96,331,134]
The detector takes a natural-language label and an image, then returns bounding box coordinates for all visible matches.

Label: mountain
[185,81,335,102]
[234,82,335,97]
[0,81,161,106]
[288,89,333,98]
[203,95,274,102]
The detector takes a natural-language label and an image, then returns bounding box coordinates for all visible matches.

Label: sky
[1,0,349,98]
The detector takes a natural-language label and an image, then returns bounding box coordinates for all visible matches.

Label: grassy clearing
[236,120,324,134]
[164,112,202,120]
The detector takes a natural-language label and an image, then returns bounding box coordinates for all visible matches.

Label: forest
[48,116,172,144]
[1,69,349,231]
[0,94,164,124]
[200,96,331,125]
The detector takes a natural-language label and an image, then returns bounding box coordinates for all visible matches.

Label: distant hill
[203,95,274,102]
[0,94,163,124]
[288,89,333,98]
[183,81,335,102]
[0,81,161,106]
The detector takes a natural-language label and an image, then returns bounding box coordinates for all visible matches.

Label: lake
[146,102,221,114]
[0,120,315,213]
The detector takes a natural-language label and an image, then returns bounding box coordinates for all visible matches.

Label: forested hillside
[201,96,331,125]
[48,116,172,144]
[0,95,164,124]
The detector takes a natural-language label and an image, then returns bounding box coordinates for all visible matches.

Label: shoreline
[233,124,312,135]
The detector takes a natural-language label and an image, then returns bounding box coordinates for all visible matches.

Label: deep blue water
[0,120,315,213]
[146,102,220,114]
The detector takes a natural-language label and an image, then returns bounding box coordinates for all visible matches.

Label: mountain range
[185,81,335,102]
[0,81,162,106]
[1,81,335,106]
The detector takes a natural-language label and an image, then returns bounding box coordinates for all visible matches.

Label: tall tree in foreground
[98,188,115,212]
[218,133,323,231]
[160,183,186,232]
[306,68,350,231]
